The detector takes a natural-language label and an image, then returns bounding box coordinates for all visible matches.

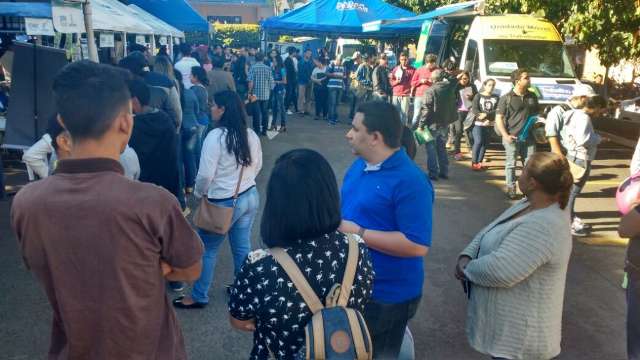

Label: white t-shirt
[195,127,263,199]
[174,56,200,89]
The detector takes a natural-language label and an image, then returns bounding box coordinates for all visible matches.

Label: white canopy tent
[91,0,154,34]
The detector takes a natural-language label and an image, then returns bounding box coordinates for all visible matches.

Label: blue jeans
[271,90,286,127]
[328,87,342,124]
[502,137,536,189]
[566,156,592,221]
[182,126,200,188]
[472,126,489,164]
[194,124,206,169]
[411,96,424,127]
[191,187,259,303]
[425,127,449,177]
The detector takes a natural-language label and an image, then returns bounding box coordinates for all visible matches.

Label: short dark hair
[511,68,528,85]
[118,52,146,76]
[180,43,191,56]
[47,114,64,152]
[255,52,265,62]
[356,101,402,148]
[260,149,341,247]
[212,55,225,68]
[128,43,146,54]
[53,61,131,140]
[585,95,606,109]
[399,51,409,58]
[127,78,150,106]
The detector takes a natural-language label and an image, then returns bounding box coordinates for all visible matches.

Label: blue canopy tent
[362,1,481,34]
[261,0,416,39]
[0,3,51,19]
[126,0,208,32]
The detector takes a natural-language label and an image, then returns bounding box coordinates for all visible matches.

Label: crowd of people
[6,41,640,360]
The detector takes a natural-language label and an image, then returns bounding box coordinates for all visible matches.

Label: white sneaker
[573,217,592,230]
[286,110,293,115]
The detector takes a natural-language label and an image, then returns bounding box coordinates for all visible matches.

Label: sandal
[172,296,207,309]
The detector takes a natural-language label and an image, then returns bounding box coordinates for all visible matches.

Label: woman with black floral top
[228,149,374,360]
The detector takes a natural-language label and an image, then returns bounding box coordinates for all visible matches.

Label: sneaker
[169,281,185,292]
[182,207,191,217]
[471,163,481,171]
[506,187,518,200]
[287,110,294,115]
[573,217,592,230]
[225,283,233,295]
[454,153,464,161]
[571,226,590,237]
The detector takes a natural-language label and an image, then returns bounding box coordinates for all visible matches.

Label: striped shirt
[327,63,345,89]
[248,62,275,101]
[460,200,572,359]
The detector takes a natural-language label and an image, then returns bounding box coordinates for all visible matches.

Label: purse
[193,167,245,235]
[568,159,587,184]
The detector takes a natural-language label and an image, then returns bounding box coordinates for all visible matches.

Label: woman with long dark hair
[456,152,573,360]
[174,90,263,309]
[227,149,373,359]
[270,51,288,132]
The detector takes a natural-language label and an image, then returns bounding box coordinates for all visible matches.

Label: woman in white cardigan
[456,152,574,360]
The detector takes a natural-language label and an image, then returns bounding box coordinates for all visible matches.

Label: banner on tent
[100,33,115,48]
[336,1,368,12]
[51,0,85,34]
[136,35,146,45]
[159,36,167,46]
[25,18,55,36]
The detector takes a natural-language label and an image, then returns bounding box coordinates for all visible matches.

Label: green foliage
[388,0,640,68]
[563,0,640,68]
[212,24,260,49]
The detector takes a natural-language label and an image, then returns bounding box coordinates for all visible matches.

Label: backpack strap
[270,248,324,314]
[337,235,360,307]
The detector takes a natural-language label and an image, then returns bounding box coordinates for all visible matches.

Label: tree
[562,0,640,97]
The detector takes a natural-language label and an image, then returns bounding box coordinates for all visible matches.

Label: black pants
[252,100,270,133]
[364,296,421,359]
[314,86,328,118]
[629,270,640,359]
[285,80,298,112]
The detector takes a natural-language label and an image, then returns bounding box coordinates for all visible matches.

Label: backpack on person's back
[271,236,373,360]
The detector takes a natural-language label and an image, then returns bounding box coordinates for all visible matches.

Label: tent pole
[82,0,99,62]
[150,34,156,55]
[123,32,128,56]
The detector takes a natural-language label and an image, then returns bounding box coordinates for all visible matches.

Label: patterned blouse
[228,231,374,359]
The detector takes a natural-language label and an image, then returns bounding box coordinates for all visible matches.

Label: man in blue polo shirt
[340,101,434,358]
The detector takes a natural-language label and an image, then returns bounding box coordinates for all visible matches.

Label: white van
[381,2,592,109]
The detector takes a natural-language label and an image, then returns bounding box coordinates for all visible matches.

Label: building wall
[190,2,274,24]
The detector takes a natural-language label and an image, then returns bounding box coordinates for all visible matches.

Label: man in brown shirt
[11,60,203,359]
[206,55,236,102]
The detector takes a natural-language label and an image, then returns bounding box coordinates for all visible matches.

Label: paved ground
[0,108,631,359]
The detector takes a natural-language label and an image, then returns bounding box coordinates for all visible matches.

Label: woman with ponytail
[455,152,573,360]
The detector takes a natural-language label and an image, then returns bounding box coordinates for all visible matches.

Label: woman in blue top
[174,69,200,195]
[270,52,288,132]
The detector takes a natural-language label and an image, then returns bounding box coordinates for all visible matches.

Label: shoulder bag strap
[270,247,324,313]
[232,166,245,202]
[337,235,360,307]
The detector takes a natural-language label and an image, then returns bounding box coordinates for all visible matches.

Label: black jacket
[419,76,458,129]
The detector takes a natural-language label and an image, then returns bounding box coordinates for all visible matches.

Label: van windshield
[483,40,576,78]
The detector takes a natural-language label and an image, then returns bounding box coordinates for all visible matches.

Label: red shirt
[389,65,416,96]
[411,66,435,97]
